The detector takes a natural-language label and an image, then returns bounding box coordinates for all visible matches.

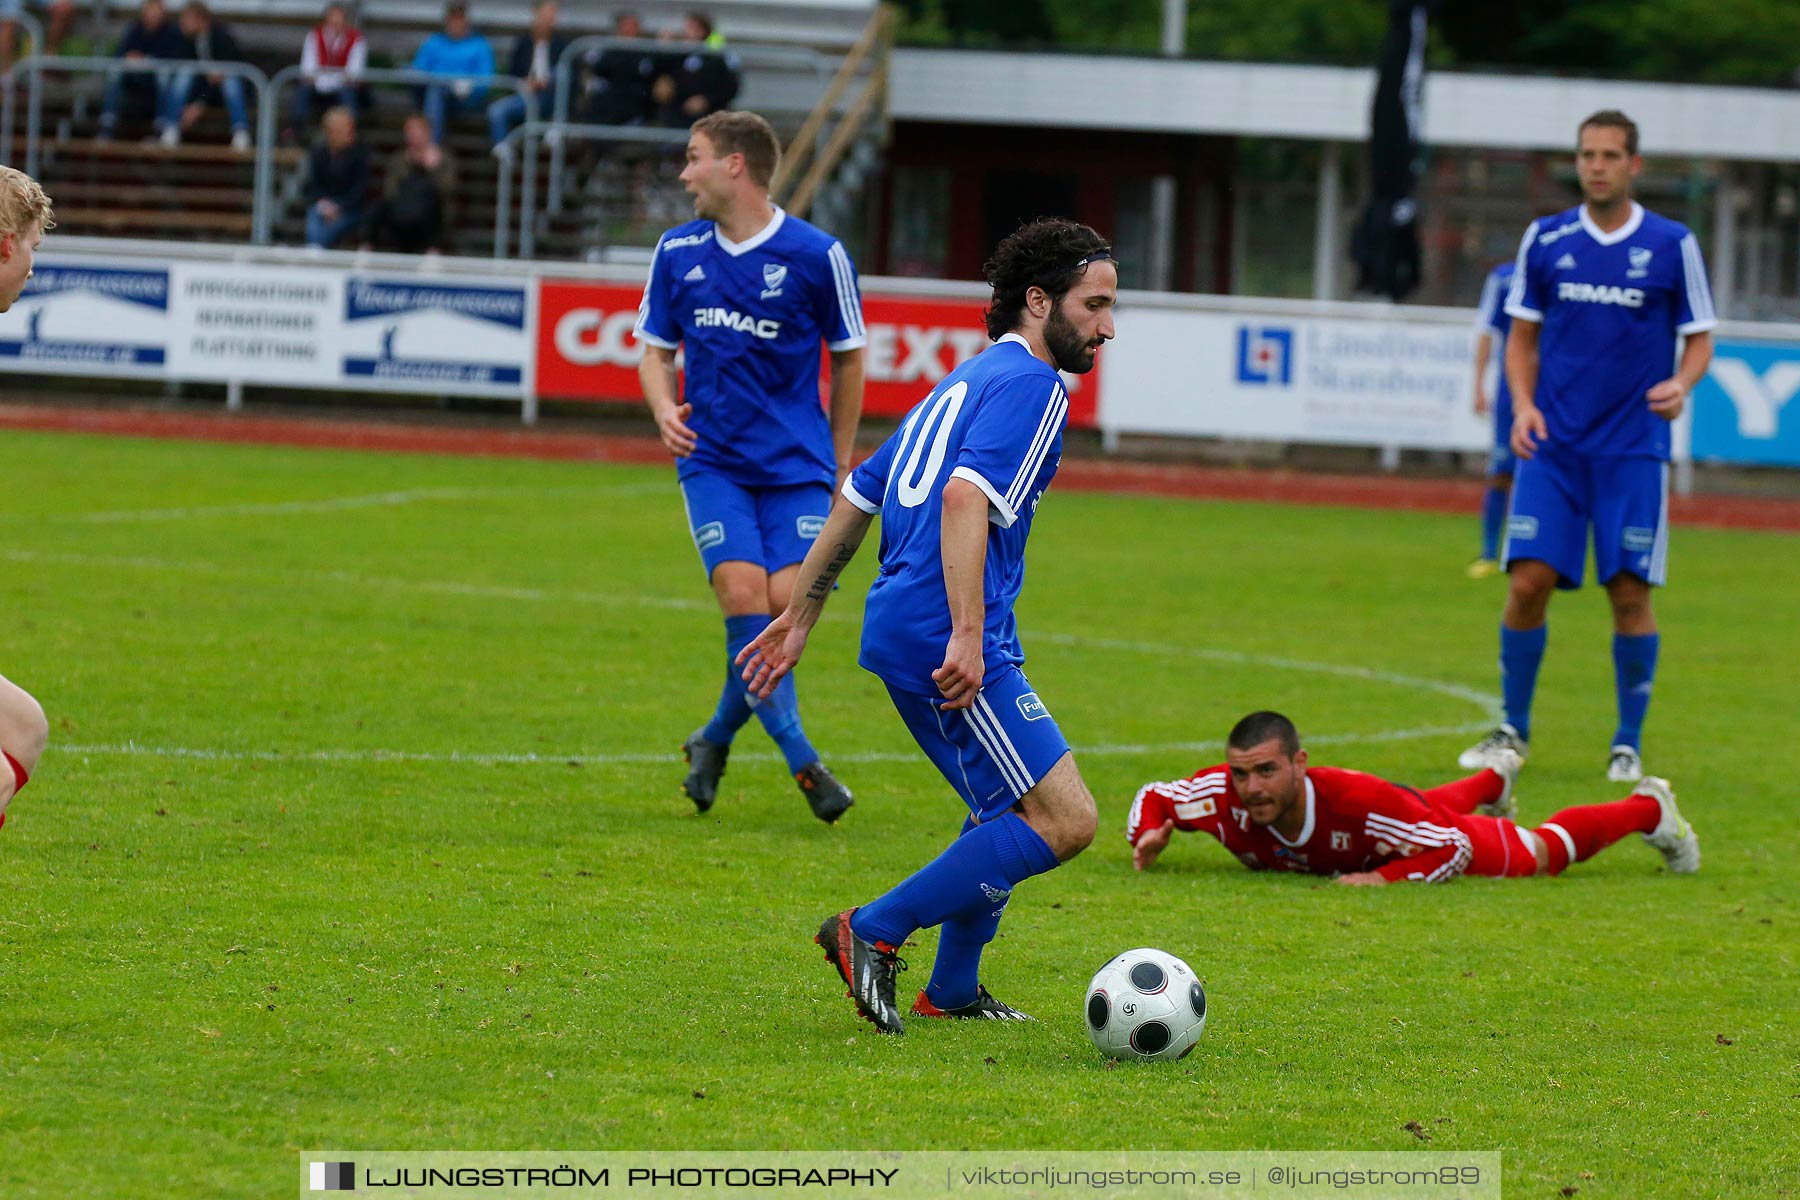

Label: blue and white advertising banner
[1691,338,1800,468]
[0,258,173,373]
[167,263,342,385]
[1102,309,1489,450]
[339,276,530,397]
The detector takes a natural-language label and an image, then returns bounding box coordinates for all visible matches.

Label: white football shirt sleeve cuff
[840,476,879,514]
[826,335,867,351]
[634,327,679,350]
[1503,304,1543,324]
[1676,317,1718,335]
[949,465,1017,528]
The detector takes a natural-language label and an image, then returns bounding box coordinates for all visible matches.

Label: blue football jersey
[1474,261,1515,411]
[1504,202,1716,459]
[844,335,1068,696]
[635,207,866,488]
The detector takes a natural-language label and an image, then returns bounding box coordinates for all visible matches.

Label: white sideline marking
[54,723,1494,767]
[6,482,665,525]
[7,543,1501,768]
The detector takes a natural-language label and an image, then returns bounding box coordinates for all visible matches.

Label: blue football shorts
[1503,446,1669,590]
[678,470,831,578]
[884,664,1072,822]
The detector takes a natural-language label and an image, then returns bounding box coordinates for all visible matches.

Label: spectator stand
[0,13,48,170]
[251,65,532,244]
[10,52,275,239]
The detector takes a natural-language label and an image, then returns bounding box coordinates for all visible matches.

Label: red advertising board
[534,279,1100,427]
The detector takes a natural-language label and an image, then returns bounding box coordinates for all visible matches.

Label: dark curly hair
[981,217,1113,341]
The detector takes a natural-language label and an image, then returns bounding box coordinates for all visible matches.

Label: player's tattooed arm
[803,538,860,602]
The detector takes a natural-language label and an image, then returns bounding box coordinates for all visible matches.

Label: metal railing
[5,52,268,191]
[0,13,47,172]
[254,64,533,243]
[544,35,830,216]
[492,117,685,259]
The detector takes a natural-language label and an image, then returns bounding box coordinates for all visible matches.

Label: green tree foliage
[895,0,1800,84]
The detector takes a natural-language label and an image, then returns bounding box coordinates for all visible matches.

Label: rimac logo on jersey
[1236,326,1293,386]
[1016,692,1050,721]
[761,262,787,299]
[1628,247,1653,278]
[693,307,781,339]
[1557,282,1645,308]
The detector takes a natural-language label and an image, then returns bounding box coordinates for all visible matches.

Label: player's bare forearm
[1648,331,1715,419]
[639,345,696,456]
[827,347,865,488]
[1472,333,1493,415]
[1503,321,1539,412]
[934,479,990,709]
[788,495,874,627]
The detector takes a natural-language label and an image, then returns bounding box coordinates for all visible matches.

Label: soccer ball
[1084,947,1207,1061]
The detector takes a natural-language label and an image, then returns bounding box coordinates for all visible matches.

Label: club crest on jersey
[760,262,788,299]
[1627,247,1652,278]
[1331,831,1351,850]
[1015,692,1050,721]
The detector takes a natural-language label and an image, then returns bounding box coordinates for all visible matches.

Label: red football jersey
[1128,764,1476,882]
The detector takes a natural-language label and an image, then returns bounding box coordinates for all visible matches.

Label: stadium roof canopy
[890,49,1800,163]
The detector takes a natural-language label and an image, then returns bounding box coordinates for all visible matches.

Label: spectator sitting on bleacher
[580,10,652,128]
[0,0,78,75]
[169,2,249,151]
[647,12,738,128]
[362,113,458,254]
[290,1,366,139]
[487,0,568,159]
[96,0,190,143]
[304,105,370,248]
[411,0,494,145]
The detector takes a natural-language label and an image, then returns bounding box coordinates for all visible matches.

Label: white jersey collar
[715,205,785,257]
[1580,200,1643,246]
[996,331,1050,364]
[1270,776,1317,848]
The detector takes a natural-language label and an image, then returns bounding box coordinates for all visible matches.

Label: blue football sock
[1611,632,1659,750]
[700,614,765,746]
[1499,623,1547,743]
[924,817,993,1009]
[853,812,1059,949]
[754,671,818,773]
[1480,485,1508,560]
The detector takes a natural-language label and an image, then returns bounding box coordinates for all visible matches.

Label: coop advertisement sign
[531,281,1102,427]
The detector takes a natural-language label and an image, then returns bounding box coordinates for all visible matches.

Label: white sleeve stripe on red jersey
[1157,778,1227,799]
[1365,813,1472,881]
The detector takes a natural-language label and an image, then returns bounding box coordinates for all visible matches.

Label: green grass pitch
[0,428,1794,1198]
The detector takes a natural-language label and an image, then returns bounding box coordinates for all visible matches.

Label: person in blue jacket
[412,1,495,143]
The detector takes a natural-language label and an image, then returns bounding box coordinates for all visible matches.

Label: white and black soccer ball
[1085,947,1207,1061]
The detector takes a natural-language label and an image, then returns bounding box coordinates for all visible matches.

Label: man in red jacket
[1127,711,1697,883]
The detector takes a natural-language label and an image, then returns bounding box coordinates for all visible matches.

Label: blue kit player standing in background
[1460,110,1715,783]
[634,109,867,822]
[738,218,1117,1034]
[1467,259,1515,579]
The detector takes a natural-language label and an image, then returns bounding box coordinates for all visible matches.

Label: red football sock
[1422,769,1504,815]
[1534,795,1660,875]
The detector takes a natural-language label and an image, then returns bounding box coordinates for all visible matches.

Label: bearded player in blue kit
[1460,110,1716,783]
[738,218,1116,1034]
[635,110,867,823]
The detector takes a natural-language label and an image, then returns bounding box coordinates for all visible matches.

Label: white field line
[8,541,1500,768]
[6,482,666,525]
[54,722,1494,767]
